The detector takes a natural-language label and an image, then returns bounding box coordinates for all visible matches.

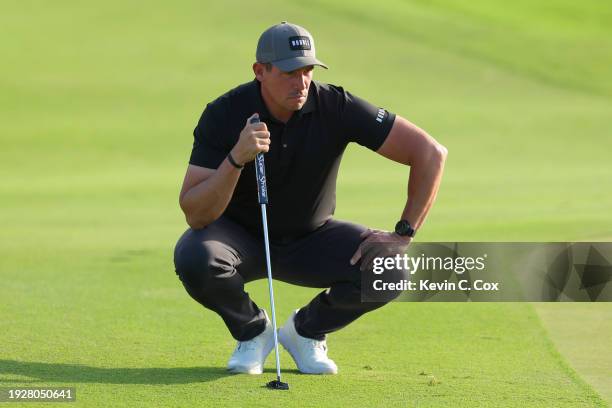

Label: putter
[251,114,289,391]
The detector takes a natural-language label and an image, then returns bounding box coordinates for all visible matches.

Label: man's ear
[253,62,265,81]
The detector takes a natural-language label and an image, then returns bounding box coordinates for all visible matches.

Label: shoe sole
[227,366,263,375]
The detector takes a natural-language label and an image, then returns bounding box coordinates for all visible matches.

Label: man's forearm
[400,144,447,231]
[180,158,242,229]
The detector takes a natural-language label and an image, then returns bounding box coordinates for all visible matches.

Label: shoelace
[303,338,328,354]
[236,337,261,353]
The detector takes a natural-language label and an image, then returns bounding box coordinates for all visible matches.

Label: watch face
[395,220,415,237]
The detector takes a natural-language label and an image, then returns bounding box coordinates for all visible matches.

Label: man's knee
[359,263,410,304]
[173,229,236,287]
[331,264,402,305]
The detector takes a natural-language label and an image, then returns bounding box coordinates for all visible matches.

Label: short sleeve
[341,90,396,151]
[189,103,229,169]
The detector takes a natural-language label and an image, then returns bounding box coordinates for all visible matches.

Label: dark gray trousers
[173,216,391,341]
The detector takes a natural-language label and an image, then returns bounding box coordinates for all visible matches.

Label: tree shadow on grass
[0,360,299,385]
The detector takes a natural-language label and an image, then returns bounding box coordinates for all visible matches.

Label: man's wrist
[394,219,416,238]
[227,152,244,169]
[393,232,413,242]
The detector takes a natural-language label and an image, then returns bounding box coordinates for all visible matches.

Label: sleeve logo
[376,108,386,123]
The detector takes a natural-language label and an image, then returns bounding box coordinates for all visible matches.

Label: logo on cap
[289,36,311,51]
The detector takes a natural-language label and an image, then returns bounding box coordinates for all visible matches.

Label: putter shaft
[260,204,282,382]
[251,114,287,388]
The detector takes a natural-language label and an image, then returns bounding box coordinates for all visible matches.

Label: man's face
[254,63,314,119]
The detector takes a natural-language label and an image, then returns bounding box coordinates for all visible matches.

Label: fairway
[1,1,611,407]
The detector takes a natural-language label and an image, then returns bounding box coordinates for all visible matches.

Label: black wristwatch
[394,219,416,237]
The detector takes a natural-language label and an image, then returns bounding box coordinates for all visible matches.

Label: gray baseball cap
[256,21,328,72]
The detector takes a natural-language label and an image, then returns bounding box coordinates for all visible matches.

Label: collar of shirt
[250,79,317,125]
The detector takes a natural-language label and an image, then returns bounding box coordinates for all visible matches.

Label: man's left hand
[350,229,413,271]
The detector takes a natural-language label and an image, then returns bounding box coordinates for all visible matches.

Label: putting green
[534,303,612,404]
[1,0,610,406]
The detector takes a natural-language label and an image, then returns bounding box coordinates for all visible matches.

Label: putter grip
[250,115,268,205]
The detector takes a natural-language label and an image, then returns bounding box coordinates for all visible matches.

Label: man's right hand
[230,113,271,166]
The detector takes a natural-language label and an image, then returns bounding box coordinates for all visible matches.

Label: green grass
[534,303,612,404]
[1,0,611,406]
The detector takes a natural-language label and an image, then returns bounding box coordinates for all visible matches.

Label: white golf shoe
[278,309,338,374]
[227,310,275,374]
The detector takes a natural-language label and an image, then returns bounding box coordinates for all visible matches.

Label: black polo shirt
[189,79,396,241]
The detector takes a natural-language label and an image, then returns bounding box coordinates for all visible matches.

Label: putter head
[266,379,289,390]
